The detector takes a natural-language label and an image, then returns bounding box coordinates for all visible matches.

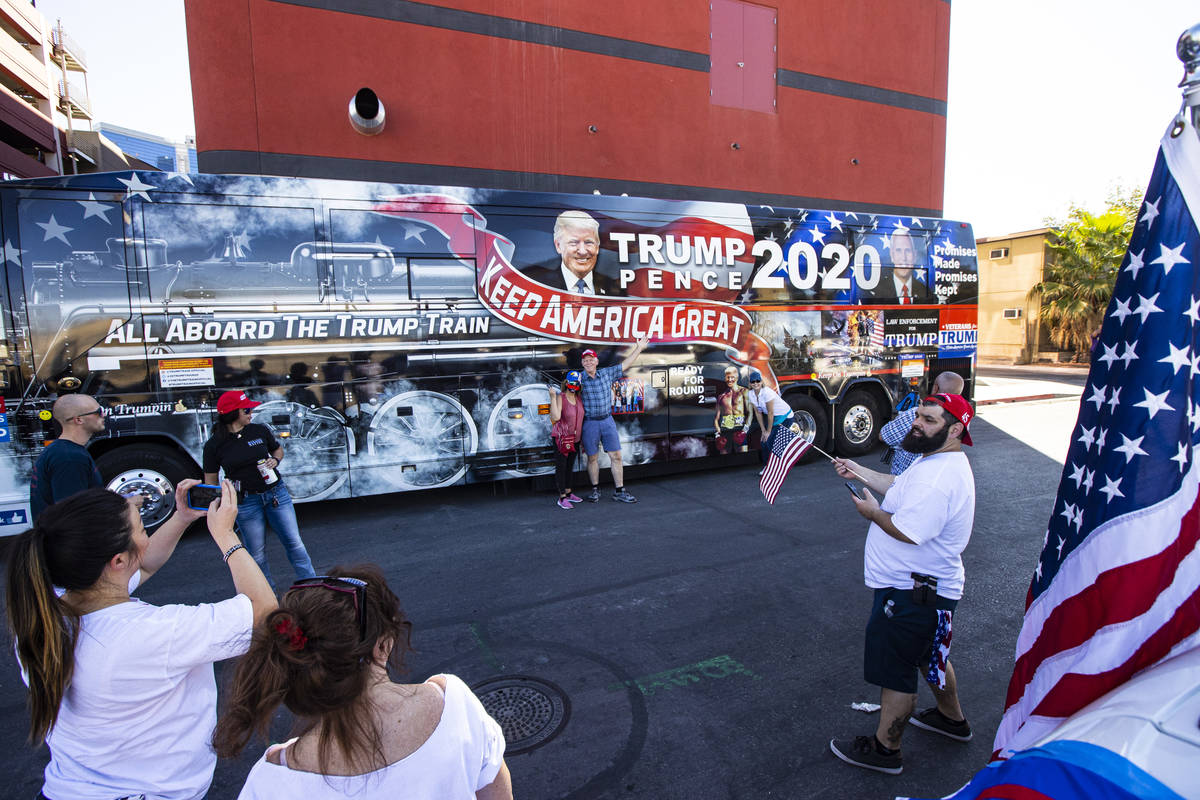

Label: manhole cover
[472,675,570,754]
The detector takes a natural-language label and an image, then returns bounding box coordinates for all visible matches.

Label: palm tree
[1029,196,1139,360]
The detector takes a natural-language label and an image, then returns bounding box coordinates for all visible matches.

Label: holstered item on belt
[911,572,938,607]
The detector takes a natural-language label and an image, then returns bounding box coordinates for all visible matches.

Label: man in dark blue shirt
[29,394,106,520]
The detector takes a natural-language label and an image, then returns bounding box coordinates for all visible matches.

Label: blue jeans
[235,482,315,588]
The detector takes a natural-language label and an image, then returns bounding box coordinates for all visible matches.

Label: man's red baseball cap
[217,390,262,415]
[924,393,974,446]
[581,348,598,359]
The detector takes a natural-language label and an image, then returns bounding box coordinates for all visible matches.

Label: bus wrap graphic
[373,195,779,389]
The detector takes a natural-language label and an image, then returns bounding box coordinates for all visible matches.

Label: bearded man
[828,393,977,775]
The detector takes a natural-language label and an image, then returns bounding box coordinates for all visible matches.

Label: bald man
[29,394,107,520]
[879,372,966,475]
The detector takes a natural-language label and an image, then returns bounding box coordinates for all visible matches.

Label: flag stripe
[1014,460,1200,659]
[1005,482,1200,706]
[998,529,1200,750]
[1031,585,1200,718]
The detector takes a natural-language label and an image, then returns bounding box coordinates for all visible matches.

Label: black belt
[585,415,611,421]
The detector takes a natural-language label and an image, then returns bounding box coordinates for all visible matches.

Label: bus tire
[97,444,197,532]
[835,389,880,457]
[784,393,829,462]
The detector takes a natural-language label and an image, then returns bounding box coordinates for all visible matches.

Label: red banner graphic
[374,195,778,388]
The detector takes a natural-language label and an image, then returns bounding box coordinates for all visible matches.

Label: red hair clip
[273,618,308,651]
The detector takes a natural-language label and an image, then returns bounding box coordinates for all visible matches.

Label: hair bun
[273,614,308,652]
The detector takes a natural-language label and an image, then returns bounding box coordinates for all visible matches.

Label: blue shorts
[582,416,621,456]
[864,587,957,693]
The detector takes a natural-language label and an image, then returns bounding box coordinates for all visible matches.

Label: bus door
[16,190,145,398]
[663,357,732,457]
[13,191,145,464]
[326,203,480,494]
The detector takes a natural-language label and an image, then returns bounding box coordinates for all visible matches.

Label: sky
[31,0,1200,238]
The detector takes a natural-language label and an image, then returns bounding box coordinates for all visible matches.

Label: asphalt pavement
[0,372,1085,800]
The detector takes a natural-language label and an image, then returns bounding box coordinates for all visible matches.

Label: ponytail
[6,527,79,743]
[3,488,133,743]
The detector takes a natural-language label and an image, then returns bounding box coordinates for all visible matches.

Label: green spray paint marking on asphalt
[606,655,759,696]
[470,622,503,671]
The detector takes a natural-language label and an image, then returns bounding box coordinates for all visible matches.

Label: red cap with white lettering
[923,393,973,446]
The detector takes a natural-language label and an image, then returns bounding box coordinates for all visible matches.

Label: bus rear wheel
[835,389,880,457]
[98,445,196,532]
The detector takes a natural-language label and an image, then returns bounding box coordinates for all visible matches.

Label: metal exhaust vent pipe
[349,87,385,135]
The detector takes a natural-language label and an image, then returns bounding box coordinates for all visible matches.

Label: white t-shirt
[748,386,790,418]
[39,584,253,800]
[238,673,506,799]
[863,450,975,599]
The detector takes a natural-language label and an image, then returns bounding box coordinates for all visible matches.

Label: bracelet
[222,543,246,562]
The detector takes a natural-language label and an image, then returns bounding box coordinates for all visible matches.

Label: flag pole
[807,440,871,483]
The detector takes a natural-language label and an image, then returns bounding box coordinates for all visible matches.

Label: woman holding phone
[5,480,276,800]
[203,390,316,587]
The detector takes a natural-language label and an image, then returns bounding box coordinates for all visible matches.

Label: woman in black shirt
[203,391,316,587]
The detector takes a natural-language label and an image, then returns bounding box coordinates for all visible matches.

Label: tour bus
[0,171,977,530]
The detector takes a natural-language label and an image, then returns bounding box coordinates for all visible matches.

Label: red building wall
[184,0,950,216]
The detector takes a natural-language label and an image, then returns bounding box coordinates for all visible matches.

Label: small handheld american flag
[760,424,812,504]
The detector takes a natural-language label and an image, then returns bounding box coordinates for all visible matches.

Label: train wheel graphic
[485,383,556,476]
[250,401,354,501]
[367,390,479,488]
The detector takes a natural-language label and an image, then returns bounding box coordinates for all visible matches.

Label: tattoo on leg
[886,712,911,747]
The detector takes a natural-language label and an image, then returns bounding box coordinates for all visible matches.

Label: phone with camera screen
[186,484,222,510]
[845,482,863,500]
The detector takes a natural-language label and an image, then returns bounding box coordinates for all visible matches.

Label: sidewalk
[975,370,1085,406]
[977,361,1091,378]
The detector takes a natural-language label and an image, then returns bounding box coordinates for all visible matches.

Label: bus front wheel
[98,444,196,532]
[784,393,829,462]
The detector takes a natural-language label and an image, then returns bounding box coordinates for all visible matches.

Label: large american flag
[993,119,1200,758]
[759,423,812,504]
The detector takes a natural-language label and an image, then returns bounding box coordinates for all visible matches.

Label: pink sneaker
[566,493,583,503]
[557,498,573,510]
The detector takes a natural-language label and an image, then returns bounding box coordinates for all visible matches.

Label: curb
[977,393,1080,407]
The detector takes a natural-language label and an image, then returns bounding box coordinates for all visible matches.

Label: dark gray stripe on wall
[198,149,943,218]
[273,0,709,71]
[779,70,946,116]
[270,0,945,116]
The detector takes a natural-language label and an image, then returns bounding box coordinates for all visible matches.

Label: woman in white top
[213,564,513,800]
[5,481,277,800]
[747,371,794,454]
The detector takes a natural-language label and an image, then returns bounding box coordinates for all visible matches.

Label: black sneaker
[586,487,601,503]
[829,736,902,775]
[909,708,973,742]
[612,488,637,503]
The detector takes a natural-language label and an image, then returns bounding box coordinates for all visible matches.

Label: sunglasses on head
[287,575,369,640]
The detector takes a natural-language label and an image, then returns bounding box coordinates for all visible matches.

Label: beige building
[0,0,143,177]
[976,228,1062,364]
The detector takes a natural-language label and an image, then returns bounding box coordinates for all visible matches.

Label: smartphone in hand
[186,484,223,510]
[845,482,863,500]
